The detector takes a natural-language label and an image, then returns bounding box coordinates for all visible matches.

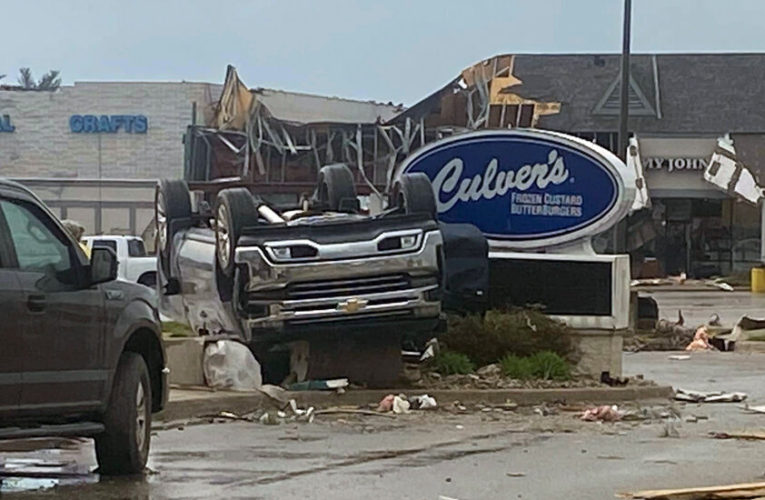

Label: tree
[17,68,61,90]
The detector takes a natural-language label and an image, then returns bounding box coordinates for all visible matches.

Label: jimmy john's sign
[643,156,708,173]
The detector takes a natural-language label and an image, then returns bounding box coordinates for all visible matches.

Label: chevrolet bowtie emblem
[337,298,368,314]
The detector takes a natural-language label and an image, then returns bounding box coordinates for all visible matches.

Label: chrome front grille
[286,274,410,300]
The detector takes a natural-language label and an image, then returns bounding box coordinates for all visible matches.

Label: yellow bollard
[751,267,765,293]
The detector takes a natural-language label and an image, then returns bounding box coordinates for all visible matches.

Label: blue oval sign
[398,130,633,249]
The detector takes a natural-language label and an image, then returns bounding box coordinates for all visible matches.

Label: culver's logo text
[432,150,570,213]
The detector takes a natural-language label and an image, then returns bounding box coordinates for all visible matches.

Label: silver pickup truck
[157,165,444,358]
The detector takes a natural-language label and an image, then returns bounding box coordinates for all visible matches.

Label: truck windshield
[127,239,147,257]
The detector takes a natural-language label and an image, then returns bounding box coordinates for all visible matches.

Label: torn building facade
[205,55,765,277]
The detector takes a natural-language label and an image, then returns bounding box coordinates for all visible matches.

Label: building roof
[253,87,403,125]
[506,53,765,134]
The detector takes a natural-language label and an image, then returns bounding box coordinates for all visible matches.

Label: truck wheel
[391,172,437,219]
[216,188,260,277]
[315,164,356,212]
[156,179,192,277]
[95,352,151,475]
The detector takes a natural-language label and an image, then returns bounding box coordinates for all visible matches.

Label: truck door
[0,196,106,414]
[0,214,23,415]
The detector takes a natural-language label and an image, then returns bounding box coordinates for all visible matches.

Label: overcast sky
[2,0,765,104]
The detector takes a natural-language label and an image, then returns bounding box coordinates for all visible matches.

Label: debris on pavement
[668,354,691,361]
[711,431,765,440]
[708,280,735,292]
[506,472,526,477]
[203,340,263,391]
[410,394,437,410]
[258,399,315,425]
[313,408,396,419]
[392,395,411,414]
[288,378,349,391]
[258,384,291,408]
[685,326,716,351]
[376,394,395,412]
[743,404,765,414]
[659,420,681,438]
[675,388,748,403]
[618,481,765,499]
[580,405,624,422]
[376,393,437,413]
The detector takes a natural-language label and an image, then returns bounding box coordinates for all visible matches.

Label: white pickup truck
[82,235,157,288]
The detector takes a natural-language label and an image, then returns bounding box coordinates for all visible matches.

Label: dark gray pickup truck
[0,179,167,475]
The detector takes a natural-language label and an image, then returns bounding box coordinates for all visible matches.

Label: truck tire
[315,164,356,212]
[391,173,437,219]
[215,188,260,277]
[95,352,152,475]
[156,179,192,277]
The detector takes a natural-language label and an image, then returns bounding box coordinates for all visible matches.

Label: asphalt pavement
[3,289,765,499]
[3,350,765,499]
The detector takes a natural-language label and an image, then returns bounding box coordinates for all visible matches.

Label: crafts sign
[398,130,635,249]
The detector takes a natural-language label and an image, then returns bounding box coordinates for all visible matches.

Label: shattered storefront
[630,136,763,278]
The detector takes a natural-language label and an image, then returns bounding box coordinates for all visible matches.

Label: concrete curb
[156,385,674,422]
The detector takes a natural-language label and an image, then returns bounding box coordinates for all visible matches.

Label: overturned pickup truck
[157,165,448,366]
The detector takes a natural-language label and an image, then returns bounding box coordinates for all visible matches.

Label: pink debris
[376,394,395,412]
[580,405,623,422]
[685,326,715,351]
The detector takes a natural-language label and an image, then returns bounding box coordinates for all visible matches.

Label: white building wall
[0,81,220,180]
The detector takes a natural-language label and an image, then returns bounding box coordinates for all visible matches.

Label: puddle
[0,456,97,494]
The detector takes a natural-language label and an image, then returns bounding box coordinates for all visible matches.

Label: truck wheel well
[137,271,157,288]
[123,328,164,412]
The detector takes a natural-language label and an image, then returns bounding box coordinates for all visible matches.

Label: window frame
[0,188,89,287]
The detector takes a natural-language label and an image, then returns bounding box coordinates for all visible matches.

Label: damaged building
[2,53,765,278]
[199,54,765,278]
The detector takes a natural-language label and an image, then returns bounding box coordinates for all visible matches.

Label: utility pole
[617,0,632,161]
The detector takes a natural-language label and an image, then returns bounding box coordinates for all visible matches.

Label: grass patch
[442,308,573,367]
[500,351,571,380]
[162,321,194,337]
[429,350,475,375]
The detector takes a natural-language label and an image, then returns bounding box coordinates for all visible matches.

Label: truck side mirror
[90,247,118,285]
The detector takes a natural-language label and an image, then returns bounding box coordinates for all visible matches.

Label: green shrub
[442,308,573,367]
[529,351,570,380]
[429,350,475,375]
[499,354,534,379]
[500,351,570,380]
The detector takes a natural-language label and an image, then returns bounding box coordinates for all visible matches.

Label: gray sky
[3,0,765,104]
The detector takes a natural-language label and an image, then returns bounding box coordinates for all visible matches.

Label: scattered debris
[685,326,716,351]
[675,388,748,403]
[668,355,691,361]
[601,372,629,386]
[455,425,464,430]
[410,394,438,410]
[709,280,735,292]
[596,455,625,460]
[314,409,396,419]
[289,378,349,391]
[581,405,624,422]
[203,340,263,391]
[392,395,411,414]
[618,481,765,499]
[659,420,680,438]
[711,431,765,440]
[506,472,526,477]
[258,384,291,408]
[258,399,315,425]
[375,393,436,413]
[743,404,765,414]
[533,403,558,417]
[476,363,502,378]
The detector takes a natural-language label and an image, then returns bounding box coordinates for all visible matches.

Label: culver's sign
[398,130,635,249]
